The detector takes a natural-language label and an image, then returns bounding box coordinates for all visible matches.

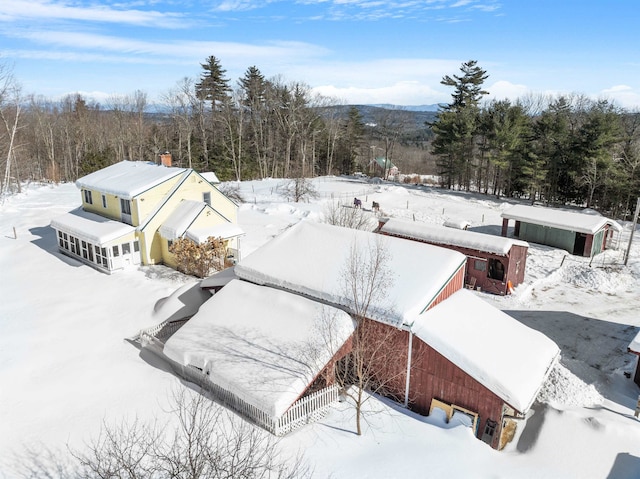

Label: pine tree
[431,60,489,190]
[195,55,231,108]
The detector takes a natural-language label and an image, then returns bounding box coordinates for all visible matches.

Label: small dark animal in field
[353,198,362,208]
[372,201,380,212]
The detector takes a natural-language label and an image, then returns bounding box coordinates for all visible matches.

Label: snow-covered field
[1,176,640,478]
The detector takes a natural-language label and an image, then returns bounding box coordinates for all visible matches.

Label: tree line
[1,57,640,218]
[431,60,640,219]
[0,56,405,194]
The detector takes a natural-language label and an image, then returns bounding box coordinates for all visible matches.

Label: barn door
[481,419,497,445]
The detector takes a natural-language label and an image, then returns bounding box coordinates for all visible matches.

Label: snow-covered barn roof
[234,220,467,328]
[410,289,560,413]
[76,161,186,199]
[50,208,135,245]
[501,204,619,235]
[163,279,355,418]
[381,218,528,255]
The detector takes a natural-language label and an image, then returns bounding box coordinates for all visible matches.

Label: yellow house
[51,160,243,274]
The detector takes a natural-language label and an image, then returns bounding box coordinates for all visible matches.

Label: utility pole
[624,197,640,266]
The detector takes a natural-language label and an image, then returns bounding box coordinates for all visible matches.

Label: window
[83,189,93,204]
[122,243,131,255]
[81,241,88,259]
[87,244,94,262]
[203,191,211,206]
[133,241,140,252]
[474,259,486,272]
[120,198,131,215]
[95,246,104,266]
[113,245,120,257]
[102,194,107,208]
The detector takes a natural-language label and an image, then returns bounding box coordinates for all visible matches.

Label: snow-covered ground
[1,176,640,478]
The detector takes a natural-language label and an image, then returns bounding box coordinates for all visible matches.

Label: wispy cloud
[0,0,187,28]
[3,29,329,67]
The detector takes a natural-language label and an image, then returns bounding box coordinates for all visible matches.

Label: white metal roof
[158,200,245,243]
[410,289,560,413]
[185,223,245,244]
[382,218,528,255]
[501,204,618,235]
[50,208,135,245]
[234,220,467,328]
[200,171,220,184]
[158,200,205,240]
[75,161,186,199]
[163,279,355,418]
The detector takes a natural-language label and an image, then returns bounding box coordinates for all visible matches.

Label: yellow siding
[80,170,239,268]
[80,188,107,216]
[140,171,238,265]
[161,237,177,269]
[132,175,184,225]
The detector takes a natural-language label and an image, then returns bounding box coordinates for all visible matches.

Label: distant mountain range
[368,103,441,112]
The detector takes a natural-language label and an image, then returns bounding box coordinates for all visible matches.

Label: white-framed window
[122,242,131,255]
[113,245,120,257]
[83,190,93,204]
[203,191,211,206]
[120,198,132,215]
[133,241,140,252]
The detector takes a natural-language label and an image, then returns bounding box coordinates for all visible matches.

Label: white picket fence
[137,319,340,436]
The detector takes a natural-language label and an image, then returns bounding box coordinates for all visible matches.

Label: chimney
[160,151,172,167]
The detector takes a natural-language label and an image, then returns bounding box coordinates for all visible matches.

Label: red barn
[151,221,559,450]
[378,217,529,295]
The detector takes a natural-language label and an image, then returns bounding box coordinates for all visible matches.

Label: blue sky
[1,0,639,109]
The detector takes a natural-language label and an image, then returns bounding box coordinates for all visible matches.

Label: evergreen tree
[195,55,231,108]
[478,99,529,196]
[340,106,365,174]
[431,60,489,190]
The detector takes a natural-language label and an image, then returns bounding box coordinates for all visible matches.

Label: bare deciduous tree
[278,177,318,203]
[333,237,408,435]
[9,389,311,479]
[322,199,377,231]
[0,62,22,200]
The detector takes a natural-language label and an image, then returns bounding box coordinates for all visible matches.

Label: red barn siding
[379,231,526,296]
[427,264,465,309]
[361,317,507,449]
[408,336,506,448]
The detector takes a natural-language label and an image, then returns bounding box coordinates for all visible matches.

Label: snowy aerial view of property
[2,2,640,477]
[1,170,640,478]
